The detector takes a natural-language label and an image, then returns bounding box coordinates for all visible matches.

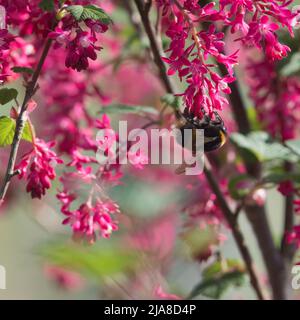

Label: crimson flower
[15,139,63,199]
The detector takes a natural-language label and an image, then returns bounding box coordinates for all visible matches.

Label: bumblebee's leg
[183,107,190,117]
[211,111,223,126]
[198,110,210,127]
[197,107,210,126]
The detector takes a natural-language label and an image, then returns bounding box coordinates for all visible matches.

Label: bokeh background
[1,1,300,300]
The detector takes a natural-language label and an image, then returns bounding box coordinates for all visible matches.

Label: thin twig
[281,162,296,261]
[204,163,264,300]
[133,0,265,300]
[134,0,175,94]
[0,38,53,202]
[155,6,162,35]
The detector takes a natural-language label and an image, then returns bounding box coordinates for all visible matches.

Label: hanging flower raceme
[287,225,300,248]
[280,187,300,248]
[15,139,63,199]
[183,176,225,230]
[1,0,54,36]
[44,264,84,291]
[49,14,110,72]
[157,0,299,116]
[54,126,121,244]
[66,33,99,72]
[57,167,119,244]
[162,11,237,116]
[247,57,300,141]
[0,28,14,82]
[0,28,13,51]
[220,0,299,59]
[59,198,119,244]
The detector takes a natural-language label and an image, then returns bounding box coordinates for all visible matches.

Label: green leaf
[23,122,34,143]
[66,5,84,20]
[40,242,139,278]
[189,259,246,299]
[285,139,300,157]
[81,5,112,24]
[228,174,254,200]
[230,131,296,163]
[39,0,55,12]
[11,66,34,75]
[182,226,217,259]
[0,116,33,147]
[100,104,159,116]
[0,117,15,146]
[189,270,245,299]
[67,4,112,25]
[0,88,18,105]
[160,94,182,110]
[246,106,261,131]
[279,52,300,77]
[203,259,245,278]
[263,172,300,184]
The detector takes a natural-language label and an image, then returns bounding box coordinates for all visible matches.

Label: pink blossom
[65,31,102,72]
[49,10,109,72]
[58,195,119,244]
[15,139,63,199]
[294,200,300,214]
[287,225,300,248]
[159,0,297,115]
[127,150,148,170]
[128,213,177,260]
[44,264,84,291]
[278,181,295,196]
[154,285,182,300]
[251,188,267,206]
[247,57,300,141]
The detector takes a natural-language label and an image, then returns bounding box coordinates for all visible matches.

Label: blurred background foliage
[2,1,300,300]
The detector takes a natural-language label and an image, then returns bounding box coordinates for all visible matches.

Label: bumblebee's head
[203,122,227,152]
[220,126,227,146]
[219,124,227,145]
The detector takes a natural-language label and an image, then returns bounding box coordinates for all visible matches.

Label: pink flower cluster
[0,0,298,253]
[57,174,119,244]
[277,182,300,248]
[59,196,119,244]
[44,264,84,291]
[158,0,299,116]
[36,10,124,242]
[160,3,236,116]
[49,18,108,72]
[52,111,121,243]
[220,0,298,59]
[247,57,300,141]
[287,225,300,248]
[15,139,63,199]
[41,50,97,154]
[0,27,14,82]
[0,0,54,36]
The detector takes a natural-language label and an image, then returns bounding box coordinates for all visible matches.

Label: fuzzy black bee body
[177,109,227,153]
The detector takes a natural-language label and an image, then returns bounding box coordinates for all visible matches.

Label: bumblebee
[176,108,227,153]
